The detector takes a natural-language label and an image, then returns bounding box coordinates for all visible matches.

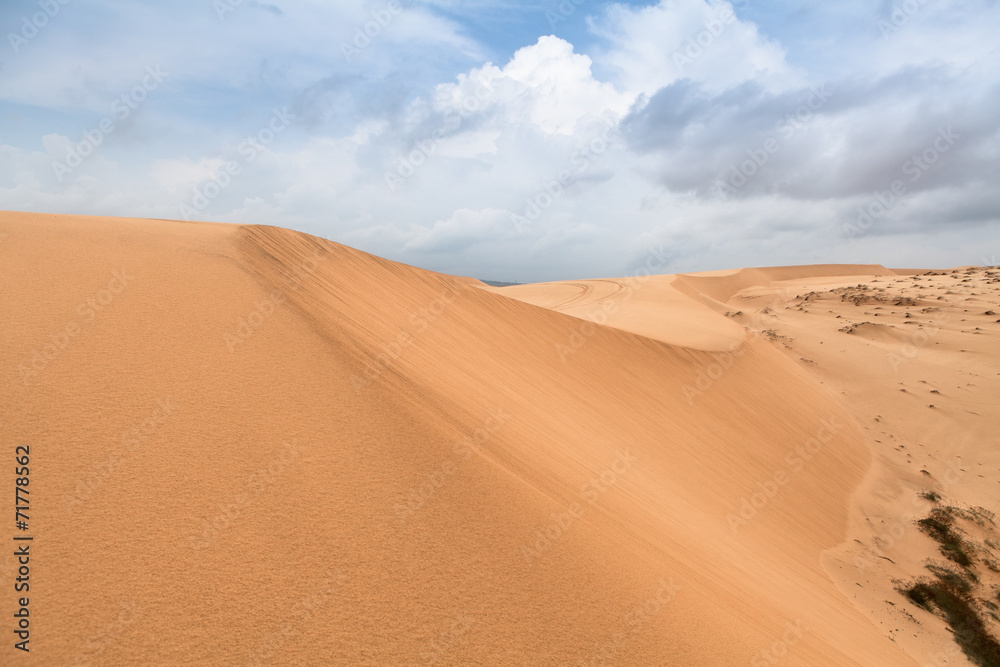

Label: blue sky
[2,0,998,281]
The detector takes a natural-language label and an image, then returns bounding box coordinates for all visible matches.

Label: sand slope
[4,211,990,665]
[497,262,1000,665]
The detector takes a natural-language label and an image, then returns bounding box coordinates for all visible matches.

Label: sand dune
[2,211,997,665]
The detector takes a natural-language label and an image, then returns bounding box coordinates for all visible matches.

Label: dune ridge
[6,211,996,664]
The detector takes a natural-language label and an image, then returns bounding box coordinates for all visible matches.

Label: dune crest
[6,212,997,664]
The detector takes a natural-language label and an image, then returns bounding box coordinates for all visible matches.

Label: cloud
[151,157,228,195]
[498,35,632,134]
[403,208,513,253]
[623,65,1000,203]
[0,0,998,282]
[591,0,797,96]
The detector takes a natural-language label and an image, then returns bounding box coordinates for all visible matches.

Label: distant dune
[2,211,997,665]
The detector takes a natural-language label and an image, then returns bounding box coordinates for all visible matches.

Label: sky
[1,0,998,282]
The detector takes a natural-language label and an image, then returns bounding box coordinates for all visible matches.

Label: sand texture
[1,211,997,665]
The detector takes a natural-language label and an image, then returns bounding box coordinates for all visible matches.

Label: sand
[1,210,997,665]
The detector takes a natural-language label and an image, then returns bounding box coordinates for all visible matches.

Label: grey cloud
[622,67,1000,209]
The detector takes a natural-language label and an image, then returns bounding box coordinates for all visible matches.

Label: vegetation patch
[918,508,973,567]
[898,576,1000,666]
[897,501,1000,667]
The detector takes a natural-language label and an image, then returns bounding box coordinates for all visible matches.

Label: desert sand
[1,210,997,665]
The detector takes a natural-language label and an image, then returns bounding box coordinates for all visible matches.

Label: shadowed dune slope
[0,212,917,665]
